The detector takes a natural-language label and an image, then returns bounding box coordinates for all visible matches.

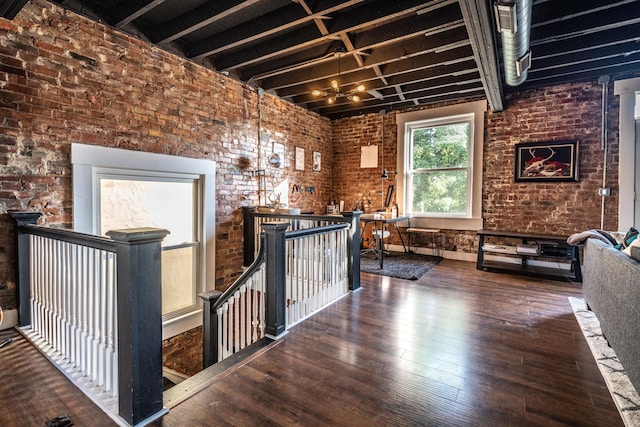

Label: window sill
[162,309,202,340]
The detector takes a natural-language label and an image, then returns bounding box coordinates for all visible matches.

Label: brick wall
[485,82,619,234]
[332,81,620,255]
[332,113,397,212]
[162,326,202,377]
[0,0,331,313]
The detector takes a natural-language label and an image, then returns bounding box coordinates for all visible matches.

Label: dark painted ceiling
[45,0,640,120]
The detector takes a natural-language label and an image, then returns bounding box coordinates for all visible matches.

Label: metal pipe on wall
[380,110,387,207]
[599,75,610,230]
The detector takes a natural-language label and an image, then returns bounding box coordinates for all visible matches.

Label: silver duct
[495,0,533,86]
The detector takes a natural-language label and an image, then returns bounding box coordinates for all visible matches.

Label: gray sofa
[583,238,640,392]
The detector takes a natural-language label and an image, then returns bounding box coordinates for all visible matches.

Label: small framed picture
[295,146,305,171]
[313,151,321,172]
[514,140,579,182]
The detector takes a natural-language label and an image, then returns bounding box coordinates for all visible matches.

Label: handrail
[255,212,350,224]
[285,223,349,240]
[242,206,357,267]
[213,234,267,312]
[19,223,116,251]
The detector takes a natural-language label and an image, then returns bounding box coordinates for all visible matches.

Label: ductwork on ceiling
[0,0,28,19]
[494,0,533,86]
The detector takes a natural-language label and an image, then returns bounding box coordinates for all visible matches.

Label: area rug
[569,297,640,426]
[360,251,441,280]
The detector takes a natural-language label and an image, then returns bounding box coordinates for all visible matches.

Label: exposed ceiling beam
[153,0,262,45]
[113,0,167,28]
[207,0,431,70]
[458,0,503,112]
[255,26,470,90]
[185,1,362,59]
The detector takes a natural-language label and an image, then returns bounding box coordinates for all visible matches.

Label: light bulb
[311,89,323,96]
[328,96,336,104]
[356,84,366,92]
[351,94,360,102]
[330,79,339,90]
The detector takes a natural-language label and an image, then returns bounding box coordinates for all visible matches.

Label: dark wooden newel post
[107,227,169,426]
[242,206,258,266]
[199,289,222,369]
[9,211,43,326]
[342,211,362,291]
[263,222,289,339]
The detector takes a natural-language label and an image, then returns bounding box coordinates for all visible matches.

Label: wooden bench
[406,228,441,256]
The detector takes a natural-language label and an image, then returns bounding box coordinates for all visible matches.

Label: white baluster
[221,302,230,360]
[69,244,79,368]
[29,236,39,336]
[106,252,116,393]
[233,289,240,354]
[258,265,266,338]
[96,250,106,387]
[239,283,247,349]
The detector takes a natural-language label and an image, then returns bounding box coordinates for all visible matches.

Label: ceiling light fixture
[311,48,365,104]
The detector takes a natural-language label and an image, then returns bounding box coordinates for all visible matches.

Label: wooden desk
[360,214,409,268]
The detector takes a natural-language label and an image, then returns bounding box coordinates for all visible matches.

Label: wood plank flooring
[0,328,115,426]
[0,259,624,426]
[155,260,623,426]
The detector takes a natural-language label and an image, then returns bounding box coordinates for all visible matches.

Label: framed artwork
[295,146,304,171]
[514,140,579,182]
[313,151,321,172]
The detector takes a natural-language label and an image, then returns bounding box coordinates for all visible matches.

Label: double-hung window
[397,100,485,230]
[406,114,473,217]
[72,143,216,339]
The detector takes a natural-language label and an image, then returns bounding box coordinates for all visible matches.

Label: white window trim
[614,78,640,229]
[405,113,474,218]
[71,143,216,339]
[397,100,486,231]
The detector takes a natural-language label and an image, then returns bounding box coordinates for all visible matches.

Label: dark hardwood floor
[0,328,115,426]
[0,259,624,426]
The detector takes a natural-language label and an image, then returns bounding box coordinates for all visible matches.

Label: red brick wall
[0,1,331,312]
[485,82,619,234]
[332,82,620,254]
[162,326,202,377]
[332,113,398,212]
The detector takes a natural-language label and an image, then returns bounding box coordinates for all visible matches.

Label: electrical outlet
[598,188,611,196]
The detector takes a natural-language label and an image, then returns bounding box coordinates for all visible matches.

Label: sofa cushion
[632,245,640,262]
[623,238,640,257]
[616,227,639,250]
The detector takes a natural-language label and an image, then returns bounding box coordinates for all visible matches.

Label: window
[406,115,473,217]
[396,100,486,231]
[72,143,216,339]
[613,78,640,229]
[99,176,200,320]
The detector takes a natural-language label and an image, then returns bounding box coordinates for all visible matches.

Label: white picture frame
[295,146,305,170]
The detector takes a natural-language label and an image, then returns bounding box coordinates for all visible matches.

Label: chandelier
[311,49,365,104]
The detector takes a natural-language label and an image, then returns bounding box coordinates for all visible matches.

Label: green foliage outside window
[411,123,469,214]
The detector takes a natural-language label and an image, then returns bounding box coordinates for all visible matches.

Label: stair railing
[200,210,361,368]
[11,212,169,426]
